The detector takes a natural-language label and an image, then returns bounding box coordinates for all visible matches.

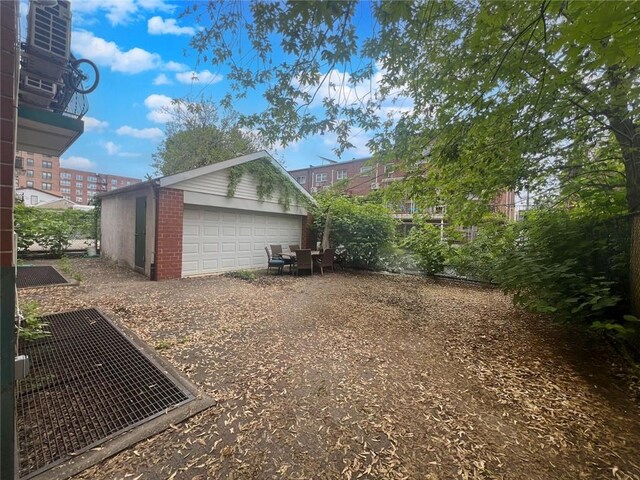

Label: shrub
[448,214,516,282]
[227,269,257,281]
[17,300,49,341]
[312,193,397,270]
[401,219,449,274]
[14,203,94,256]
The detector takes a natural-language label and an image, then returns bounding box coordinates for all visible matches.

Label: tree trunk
[609,117,640,316]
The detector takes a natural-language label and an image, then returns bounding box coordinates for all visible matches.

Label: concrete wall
[100,185,155,276]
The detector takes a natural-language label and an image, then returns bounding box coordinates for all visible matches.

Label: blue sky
[23,0,378,179]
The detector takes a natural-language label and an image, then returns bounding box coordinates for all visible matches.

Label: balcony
[17,104,84,156]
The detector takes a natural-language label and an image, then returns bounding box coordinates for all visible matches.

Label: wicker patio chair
[315,248,335,275]
[288,244,300,252]
[293,249,313,276]
[265,246,285,274]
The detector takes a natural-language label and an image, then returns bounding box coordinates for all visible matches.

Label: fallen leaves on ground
[19,258,640,480]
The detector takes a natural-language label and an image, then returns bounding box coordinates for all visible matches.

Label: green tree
[152,98,260,176]
[187,0,640,313]
[311,192,396,269]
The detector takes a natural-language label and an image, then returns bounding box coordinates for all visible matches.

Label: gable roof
[16,187,63,198]
[159,151,315,203]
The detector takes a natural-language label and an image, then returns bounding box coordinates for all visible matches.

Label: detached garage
[99,151,314,280]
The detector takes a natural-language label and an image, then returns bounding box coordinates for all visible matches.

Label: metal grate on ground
[17,266,69,289]
[17,308,194,479]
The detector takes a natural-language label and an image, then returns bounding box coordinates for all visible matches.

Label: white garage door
[182,205,303,276]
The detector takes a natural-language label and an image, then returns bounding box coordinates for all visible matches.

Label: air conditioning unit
[28,0,71,60]
[22,0,71,80]
[19,74,58,108]
[370,182,380,190]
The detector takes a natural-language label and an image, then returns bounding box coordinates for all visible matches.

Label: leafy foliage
[226,269,257,281]
[17,300,49,341]
[14,203,94,256]
[496,209,630,323]
[152,98,259,176]
[401,219,449,275]
[448,215,516,282]
[311,192,396,270]
[227,159,309,210]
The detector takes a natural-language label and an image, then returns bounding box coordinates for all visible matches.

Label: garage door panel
[203,211,220,222]
[183,206,302,277]
[202,243,218,253]
[221,242,236,252]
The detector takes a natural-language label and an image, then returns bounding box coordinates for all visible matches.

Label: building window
[336,170,347,180]
[42,183,52,190]
[296,176,306,185]
[61,188,71,194]
[126,181,132,186]
[42,160,52,168]
[26,169,34,177]
[360,165,373,174]
[76,196,83,203]
[111,179,118,185]
[42,171,52,180]
[87,176,97,182]
[316,173,327,183]
[61,172,71,179]
[100,177,107,184]
[88,183,97,190]
[60,180,71,186]
[63,195,70,200]
[26,181,33,188]
[87,191,97,198]
[31,195,39,204]
[27,158,34,166]
[76,182,83,189]
[76,174,83,181]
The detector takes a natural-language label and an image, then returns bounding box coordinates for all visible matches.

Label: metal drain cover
[17,308,194,479]
[17,266,69,289]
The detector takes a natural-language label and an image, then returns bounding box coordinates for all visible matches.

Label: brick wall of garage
[155,188,184,280]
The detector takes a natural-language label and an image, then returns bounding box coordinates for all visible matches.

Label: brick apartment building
[288,157,518,230]
[288,157,405,196]
[15,150,141,204]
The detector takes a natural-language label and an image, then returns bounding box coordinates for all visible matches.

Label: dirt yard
[20,258,640,480]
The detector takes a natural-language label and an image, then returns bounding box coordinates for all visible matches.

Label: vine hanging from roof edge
[226,159,309,211]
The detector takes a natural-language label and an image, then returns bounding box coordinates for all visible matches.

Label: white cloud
[72,30,162,74]
[164,61,189,72]
[60,156,97,170]
[148,16,196,36]
[83,116,109,132]
[105,141,120,155]
[73,0,175,26]
[175,70,223,85]
[322,130,371,157]
[144,94,174,123]
[116,125,164,140]
[103,141,142,157]
[153,73,172,85]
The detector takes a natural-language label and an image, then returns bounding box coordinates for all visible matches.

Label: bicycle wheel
[71,58,100,94]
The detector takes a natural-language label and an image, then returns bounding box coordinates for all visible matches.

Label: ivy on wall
[227,159,308,210]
